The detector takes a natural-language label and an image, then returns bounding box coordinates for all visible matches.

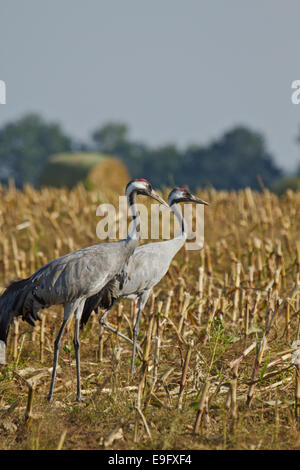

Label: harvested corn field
[0,183,300,450]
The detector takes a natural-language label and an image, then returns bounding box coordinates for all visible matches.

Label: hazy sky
[1,0,300,171]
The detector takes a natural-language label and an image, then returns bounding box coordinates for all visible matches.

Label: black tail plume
[0,277,32,343]
[80,293,101,329]
[80,278,119,329]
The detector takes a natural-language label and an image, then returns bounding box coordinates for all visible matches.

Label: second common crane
[80,187,208,376]
[0,179,167,401]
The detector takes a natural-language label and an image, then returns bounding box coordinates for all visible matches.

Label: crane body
[0,179,167,401]
[81,188,208,375]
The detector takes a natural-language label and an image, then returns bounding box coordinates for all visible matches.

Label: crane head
[126,179,169,208]
[168,187,209,206]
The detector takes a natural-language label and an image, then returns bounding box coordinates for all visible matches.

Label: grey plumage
[81,187,208,376]
[0,241,133,340]
[0,179,167,401]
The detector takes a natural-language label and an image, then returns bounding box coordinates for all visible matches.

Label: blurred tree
[273,175,300,195]
[92,122,183,186]
[92,122,129,154]
[178,127,282,191]
[141,144,182,188]
[92,123,282,190]
[0,115,282,191]
[0,113,72,188]
[92,122,148,178]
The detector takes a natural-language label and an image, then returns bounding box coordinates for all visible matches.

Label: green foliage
[0,114,286,191]
[92,123,283,191]
[92,122,129,154]
[0,113,72,188]
[63,343,72,355]
[138,144,182,188]
[177,127,282,191]
[91,122,148,177]
[273,175,300,195]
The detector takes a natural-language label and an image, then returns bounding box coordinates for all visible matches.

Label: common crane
[80,187,208,376]
[0,179,168,401]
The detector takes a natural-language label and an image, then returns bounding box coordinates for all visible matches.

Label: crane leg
[74,301,85,402]
[47,303,74,402]
[130,304,143,377]
[99,309,143,357]
[130,291,151,377]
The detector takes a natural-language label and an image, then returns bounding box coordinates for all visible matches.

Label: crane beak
[192,195,209,205]
[149,190,169,208]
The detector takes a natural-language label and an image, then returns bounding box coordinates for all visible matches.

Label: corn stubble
[0,183,300,449]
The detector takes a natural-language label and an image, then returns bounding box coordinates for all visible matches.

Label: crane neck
[171,202,187,241]
[126,189,141,244]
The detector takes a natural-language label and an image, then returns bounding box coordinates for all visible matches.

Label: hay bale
[39,152,130,194]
